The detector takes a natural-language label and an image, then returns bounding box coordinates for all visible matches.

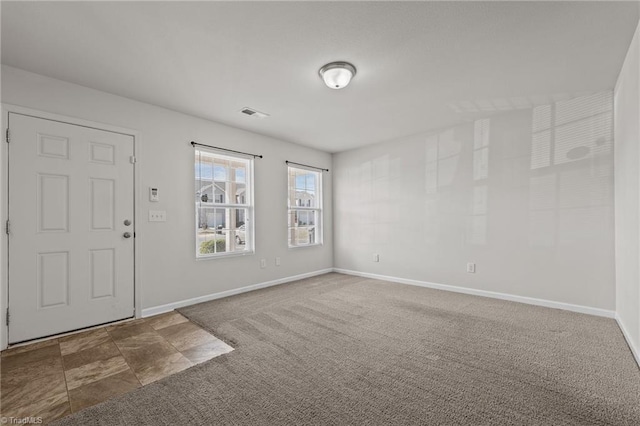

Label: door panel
[90,178,115,230]
[38,173,69,232]
[8,113,135,343]
[37,251,69,308]
[90,248,115,299]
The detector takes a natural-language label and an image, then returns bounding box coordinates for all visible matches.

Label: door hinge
[6,308,9,326]
[5,220,9,235]
[5,128,10,143]
[129,156,137,164]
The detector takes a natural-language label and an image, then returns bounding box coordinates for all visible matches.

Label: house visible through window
[195,149,253,258]
[288,166,322,247]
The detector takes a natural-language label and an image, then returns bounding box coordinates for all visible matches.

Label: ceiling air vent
[239,107,270,119]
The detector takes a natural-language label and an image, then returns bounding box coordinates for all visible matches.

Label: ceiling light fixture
[319,61,357,90]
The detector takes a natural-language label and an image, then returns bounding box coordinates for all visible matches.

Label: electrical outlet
[148,210,166,222]
[373,253,380,262]
[275,257,281,266]
[467,262,476,273]
[260,259,267,269]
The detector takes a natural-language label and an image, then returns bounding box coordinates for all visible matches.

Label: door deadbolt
[124,219,132,226]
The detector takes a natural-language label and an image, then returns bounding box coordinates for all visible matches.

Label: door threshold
[5,316,136,351]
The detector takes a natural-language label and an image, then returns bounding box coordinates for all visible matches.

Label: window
[288,166,322,247]
[195,149,253,258]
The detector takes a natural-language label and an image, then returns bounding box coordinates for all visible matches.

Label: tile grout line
[59,323,148,419]
[109,312,199,385]
[57,338,73,416]
[149,311,198,364]
[159,327,191,357]
[105,322,144,389]
[0,340,67,419]
[4,317,140,353]
[3,312,216,421]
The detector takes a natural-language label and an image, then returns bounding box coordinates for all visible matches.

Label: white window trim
[195,148,255,259]
[287,165,323,248]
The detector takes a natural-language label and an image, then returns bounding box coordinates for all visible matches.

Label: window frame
[194,148,255,259]
[287,165,323,248]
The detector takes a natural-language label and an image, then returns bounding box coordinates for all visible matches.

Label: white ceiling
[2,1,638,153]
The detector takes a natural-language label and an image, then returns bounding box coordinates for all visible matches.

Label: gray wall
[1,65,333,314]
[333,92,615,311]
[614,21,640,363]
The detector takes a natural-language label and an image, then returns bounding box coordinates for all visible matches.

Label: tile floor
[0,311,233,424]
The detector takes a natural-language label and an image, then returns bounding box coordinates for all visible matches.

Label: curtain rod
[191,141,263,159]
[286,160,329,172]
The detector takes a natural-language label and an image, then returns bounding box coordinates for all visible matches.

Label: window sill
[196,250,255,261]
[288,243,323,250]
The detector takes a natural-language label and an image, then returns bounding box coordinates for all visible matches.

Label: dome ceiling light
[319,61,357,90]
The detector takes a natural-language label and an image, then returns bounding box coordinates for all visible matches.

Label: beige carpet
[54,273,640,425]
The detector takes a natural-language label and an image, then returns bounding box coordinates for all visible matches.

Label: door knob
[123,232,132,239]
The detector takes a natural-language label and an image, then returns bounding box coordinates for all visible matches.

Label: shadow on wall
[426,91,613,248]
[338,91,613,274]
[527,92,612,248]
[451,91,611,247]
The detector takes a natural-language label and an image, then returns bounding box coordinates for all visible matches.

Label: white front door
[8,113,135,343]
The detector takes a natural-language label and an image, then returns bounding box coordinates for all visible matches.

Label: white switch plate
[260,259,267,268]
[149,210,166,222]
[275,257,281,266]
[373,253,380,262]
[467,262,476,273]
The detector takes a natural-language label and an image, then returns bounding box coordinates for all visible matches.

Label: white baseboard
[141,268,334,318]
[333,268,616,319]
[615,314,640,367]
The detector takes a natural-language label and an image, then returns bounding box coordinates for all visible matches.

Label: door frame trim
[1,104,142,350]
